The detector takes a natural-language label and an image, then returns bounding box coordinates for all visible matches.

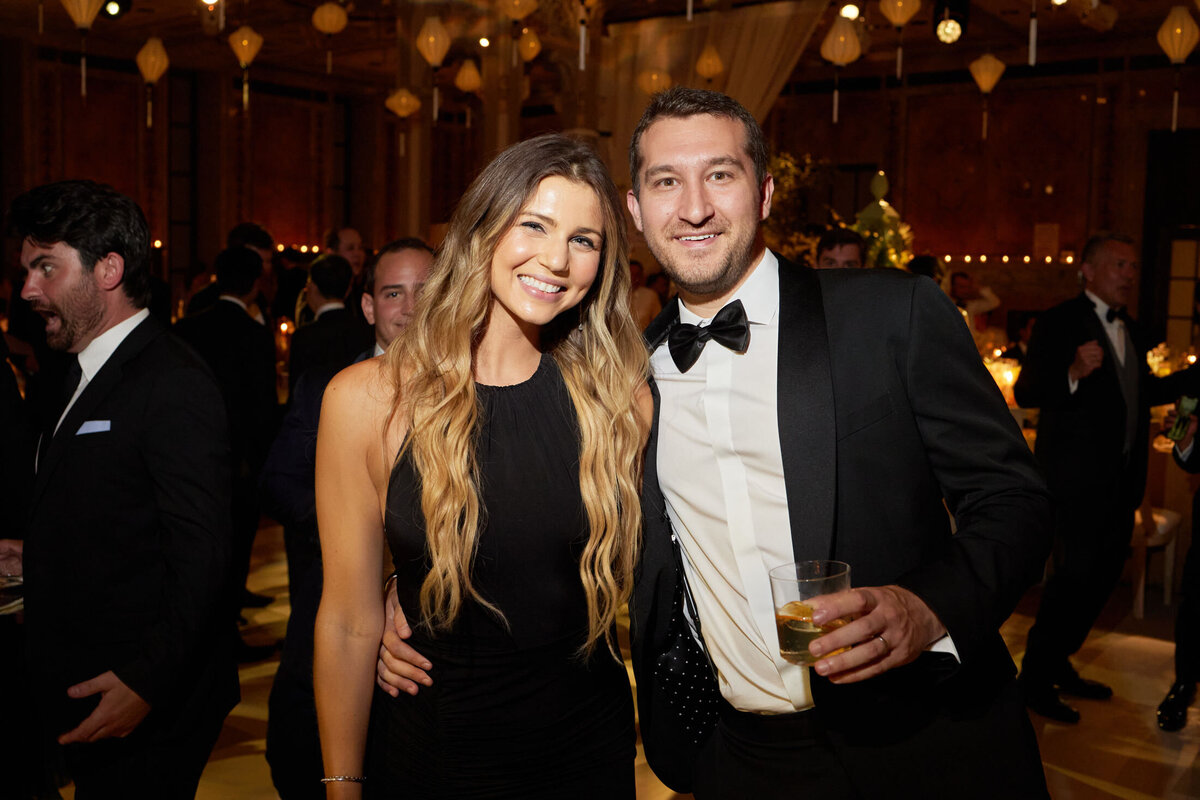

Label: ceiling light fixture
[933,0,967,43]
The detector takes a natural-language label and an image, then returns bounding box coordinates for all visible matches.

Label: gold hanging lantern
[820,16,862,124]
[312,2,349,74]
[455,60,482,93]
[386,88,421,118]
[695,44,724,82]
[417,16,451,122]
[969,53,1005,140]
[878,0,920,80]
[229,25,263,111]
[518,27,542,62]
[135,37,169,129]
[1159,6,1200,132]
[498,0,538,20]
[60,0,104,97]
[637,70,672,96]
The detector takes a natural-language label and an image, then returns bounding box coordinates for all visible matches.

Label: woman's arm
[314,360,395,799]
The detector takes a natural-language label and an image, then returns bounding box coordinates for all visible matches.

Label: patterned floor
[57,524,1200,799]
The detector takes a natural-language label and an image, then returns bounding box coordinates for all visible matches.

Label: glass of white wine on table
[770,560,851,666]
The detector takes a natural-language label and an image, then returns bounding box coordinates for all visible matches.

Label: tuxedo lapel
[33,317,162,504]
[775,259,837,562]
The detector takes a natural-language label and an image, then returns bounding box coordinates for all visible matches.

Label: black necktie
[667,300,751,374]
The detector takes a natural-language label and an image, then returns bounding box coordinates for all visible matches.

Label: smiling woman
[312,133,652,799]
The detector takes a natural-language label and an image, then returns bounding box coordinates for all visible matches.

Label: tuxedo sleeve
[113,360,233,707]
[895,279,1053,668]
[259,370,325,537]
[1012,304,1077,411]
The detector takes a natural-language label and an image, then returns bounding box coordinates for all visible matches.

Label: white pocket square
[76,420,111,435]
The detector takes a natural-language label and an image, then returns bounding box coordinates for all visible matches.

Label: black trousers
[266,665,325,800]
[64,705,226,799]
[1174,490,1200,683]
[692,702,858,800]
[1022,495,1133,683]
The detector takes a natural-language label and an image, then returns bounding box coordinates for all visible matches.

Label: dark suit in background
[176,297,280,601]
[632,263,1052,797]
[1015,292,1190,693]
[25,315,239,794]
[287,306,370,397]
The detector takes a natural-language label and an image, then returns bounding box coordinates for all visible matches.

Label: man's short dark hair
[227,222,274,252]
[7,179,152,308]
[1081,232,1134,266]
[214,247,263,297]
[629,87,769,197]
[363,237,433,295]
[816,228,865,259]
[309,254,353,300]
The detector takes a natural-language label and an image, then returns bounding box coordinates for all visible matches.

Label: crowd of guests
[0,86,1195,800]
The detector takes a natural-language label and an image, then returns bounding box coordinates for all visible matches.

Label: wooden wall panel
[246,93,330,250]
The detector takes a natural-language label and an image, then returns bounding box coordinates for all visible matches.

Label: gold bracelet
[320,775,366,783]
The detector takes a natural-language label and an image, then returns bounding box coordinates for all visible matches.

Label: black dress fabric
[367,355,635,799]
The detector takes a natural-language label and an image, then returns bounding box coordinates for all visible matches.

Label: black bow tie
[667,300,751,373]
[1106,307,1126,323]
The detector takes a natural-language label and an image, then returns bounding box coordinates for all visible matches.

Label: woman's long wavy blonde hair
[387,133,649,658]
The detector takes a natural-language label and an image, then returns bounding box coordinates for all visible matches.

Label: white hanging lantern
[135,37,168,128]
[518,27,542,62]
[1158,6,1200,132]
[312,2,349,74]
[60,0,104,97]
[820,16,862,124]
[498,0,538,20]
[417,16,451,122]
[695,44,724,82]
[878,0,920,80]
[969,53,1005,140]
[386,88,421,118]
[229,25,263,111]
[455,60,482,93]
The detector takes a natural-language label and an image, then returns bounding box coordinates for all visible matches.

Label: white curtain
[599,0,829,189]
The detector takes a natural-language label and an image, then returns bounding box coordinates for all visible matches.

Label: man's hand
[805,585,946,684]
[375,581,432,697]
[1068,340,1104,383]
[0,540,22,577]
[58,671,150,744]
[1165,408,1199,453]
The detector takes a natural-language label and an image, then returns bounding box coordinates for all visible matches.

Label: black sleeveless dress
[366,355,635,799]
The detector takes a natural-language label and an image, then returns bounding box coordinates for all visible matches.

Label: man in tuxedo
[2,180,237,796]
[376,90,1052,798]
[261,239,432,799]
[175,246,280,625]
[1014,233,1191,723]
[287,254,371,397]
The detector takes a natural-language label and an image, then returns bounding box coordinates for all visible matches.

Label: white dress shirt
[652,251,811,713]
[56,309,150,433]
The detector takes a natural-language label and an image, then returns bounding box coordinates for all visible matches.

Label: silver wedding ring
[876,633,889,652]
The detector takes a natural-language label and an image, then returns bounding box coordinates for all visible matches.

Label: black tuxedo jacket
[630,260,1052,794]
[1014,293,1189,509]
[24,316,239,735]
[175,299,279,478]
[287,307,372,396]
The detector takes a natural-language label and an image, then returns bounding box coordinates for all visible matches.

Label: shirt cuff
[1068,374,1079,394]
[1179,441,1194,461]
[928,633,960,662]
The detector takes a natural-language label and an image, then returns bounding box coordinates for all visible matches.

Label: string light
[1023,255,1031,263]
[152,239,162,248]
[1002,255,1010,263]
[479,37,490,47]
[979,255,987,263]
[943,255,952,262]
[964,255,972,263]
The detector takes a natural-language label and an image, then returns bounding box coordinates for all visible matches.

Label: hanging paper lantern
[1158,6,1200,132]
[695,44,724,81]
[498,0,538,20]
[386,88,421,118]
[518,27,542,62]
[312,2,349,74]
[455,60,482,93]
[879,0,920,80]
[969,53,1005,140]
[229,25,263,111]
[820,17,862,124]
[417,15,451,121]
[60,0,104,97]
[637,70,672,96]
[135,37,168,129]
